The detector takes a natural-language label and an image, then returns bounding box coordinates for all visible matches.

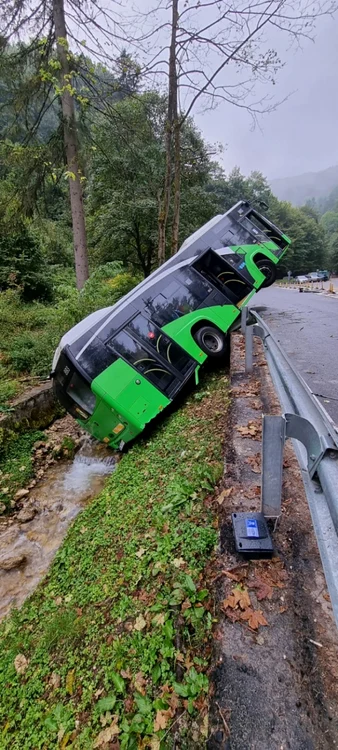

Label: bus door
[192,249,253,306]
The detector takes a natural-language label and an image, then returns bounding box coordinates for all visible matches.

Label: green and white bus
[52,201,290,448]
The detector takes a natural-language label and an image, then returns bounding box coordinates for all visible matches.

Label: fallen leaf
[120,668,132,679]
[149,738,161,750]
[240,608,268,630]
[93,718,120,747]
[50,672,61,689]
[223,607,242,623]
[200,713,209,738]
[124,696,134,712]
[14,654,28,674]
[80,526,87,534]
[323,592,331,602]
[136,548,146,558]
[172,558,185,568]
[175,652,185,663]
[249,578,273,601]
[154,709,170,732]
[222,571,241,582]
[168,692,180,711]
[216,487,234,505]
[66,669,75,695]
[134,614,146,631]
[223,586,251,611]
[153,613,165,626]
[134,672,147,695]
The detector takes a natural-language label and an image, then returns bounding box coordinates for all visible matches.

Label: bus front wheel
[256,259,277,288]
[194,326,227,358]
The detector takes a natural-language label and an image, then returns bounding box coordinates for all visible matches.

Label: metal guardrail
[241,307,338,627]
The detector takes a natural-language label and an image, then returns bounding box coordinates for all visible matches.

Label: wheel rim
[202,331,223,353]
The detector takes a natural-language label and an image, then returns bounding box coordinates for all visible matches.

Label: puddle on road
[0,442,116,620]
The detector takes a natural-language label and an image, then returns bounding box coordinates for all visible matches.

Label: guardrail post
[241,305,248,334]
[261,415,286,518]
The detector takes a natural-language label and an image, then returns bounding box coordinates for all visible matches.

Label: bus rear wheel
[193,326,227,358]
[256,259,277,288]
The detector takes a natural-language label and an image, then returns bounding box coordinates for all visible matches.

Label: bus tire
[256,259,277,288]
[193,326,227,358]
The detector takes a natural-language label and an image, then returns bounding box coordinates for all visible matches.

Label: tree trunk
[52,0,89,290]
[171,118,181,255]
[158,122,172,266]
[158,0,179,267]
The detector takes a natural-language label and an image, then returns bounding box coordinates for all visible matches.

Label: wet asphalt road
[249,286,338,426]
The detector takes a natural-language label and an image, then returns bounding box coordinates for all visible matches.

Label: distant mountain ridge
[270,165,338,206]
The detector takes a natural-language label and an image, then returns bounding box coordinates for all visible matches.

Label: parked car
[296,275,309,283]
[307,272,322,282]
[317,270,330,281]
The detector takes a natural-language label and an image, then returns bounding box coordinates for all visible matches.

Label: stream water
[0,441,116,620]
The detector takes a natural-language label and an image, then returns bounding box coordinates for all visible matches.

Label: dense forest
[0,36,335,408]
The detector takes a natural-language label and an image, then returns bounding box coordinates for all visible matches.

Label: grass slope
[0,370,229,749]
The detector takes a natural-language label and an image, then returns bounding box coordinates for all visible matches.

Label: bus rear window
[66,371,96,415]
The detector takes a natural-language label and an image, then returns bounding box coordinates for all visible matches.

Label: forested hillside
[0,39,334,408]
[270,165,338,207]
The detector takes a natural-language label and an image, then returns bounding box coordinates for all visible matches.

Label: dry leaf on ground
[223,586,251,611]
[240,608,268,630]
[249,578,274,601]
[134,672,147,695]
[134,614,146,631]
[154,709,170,732]
[153,613,165,626]
[14,654,29,674]
[93,718,120,747]
[216,487,234,505]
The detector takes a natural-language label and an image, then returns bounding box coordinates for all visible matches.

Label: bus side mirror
[258,200,269,211]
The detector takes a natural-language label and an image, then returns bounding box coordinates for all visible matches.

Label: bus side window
[178,267,212,301]
[146,285,196,327]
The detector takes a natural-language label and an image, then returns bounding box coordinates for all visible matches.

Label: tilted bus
[52,200,290,448]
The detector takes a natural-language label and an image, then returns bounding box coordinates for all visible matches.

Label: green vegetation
[0,370,228,748]
[0,264,139,407]
[0,430,45,512]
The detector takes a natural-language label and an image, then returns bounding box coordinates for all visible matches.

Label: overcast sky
[192,12,338,180]
[72,1,338,182]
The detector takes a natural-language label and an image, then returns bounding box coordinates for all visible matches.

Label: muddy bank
[0,434,117,620]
